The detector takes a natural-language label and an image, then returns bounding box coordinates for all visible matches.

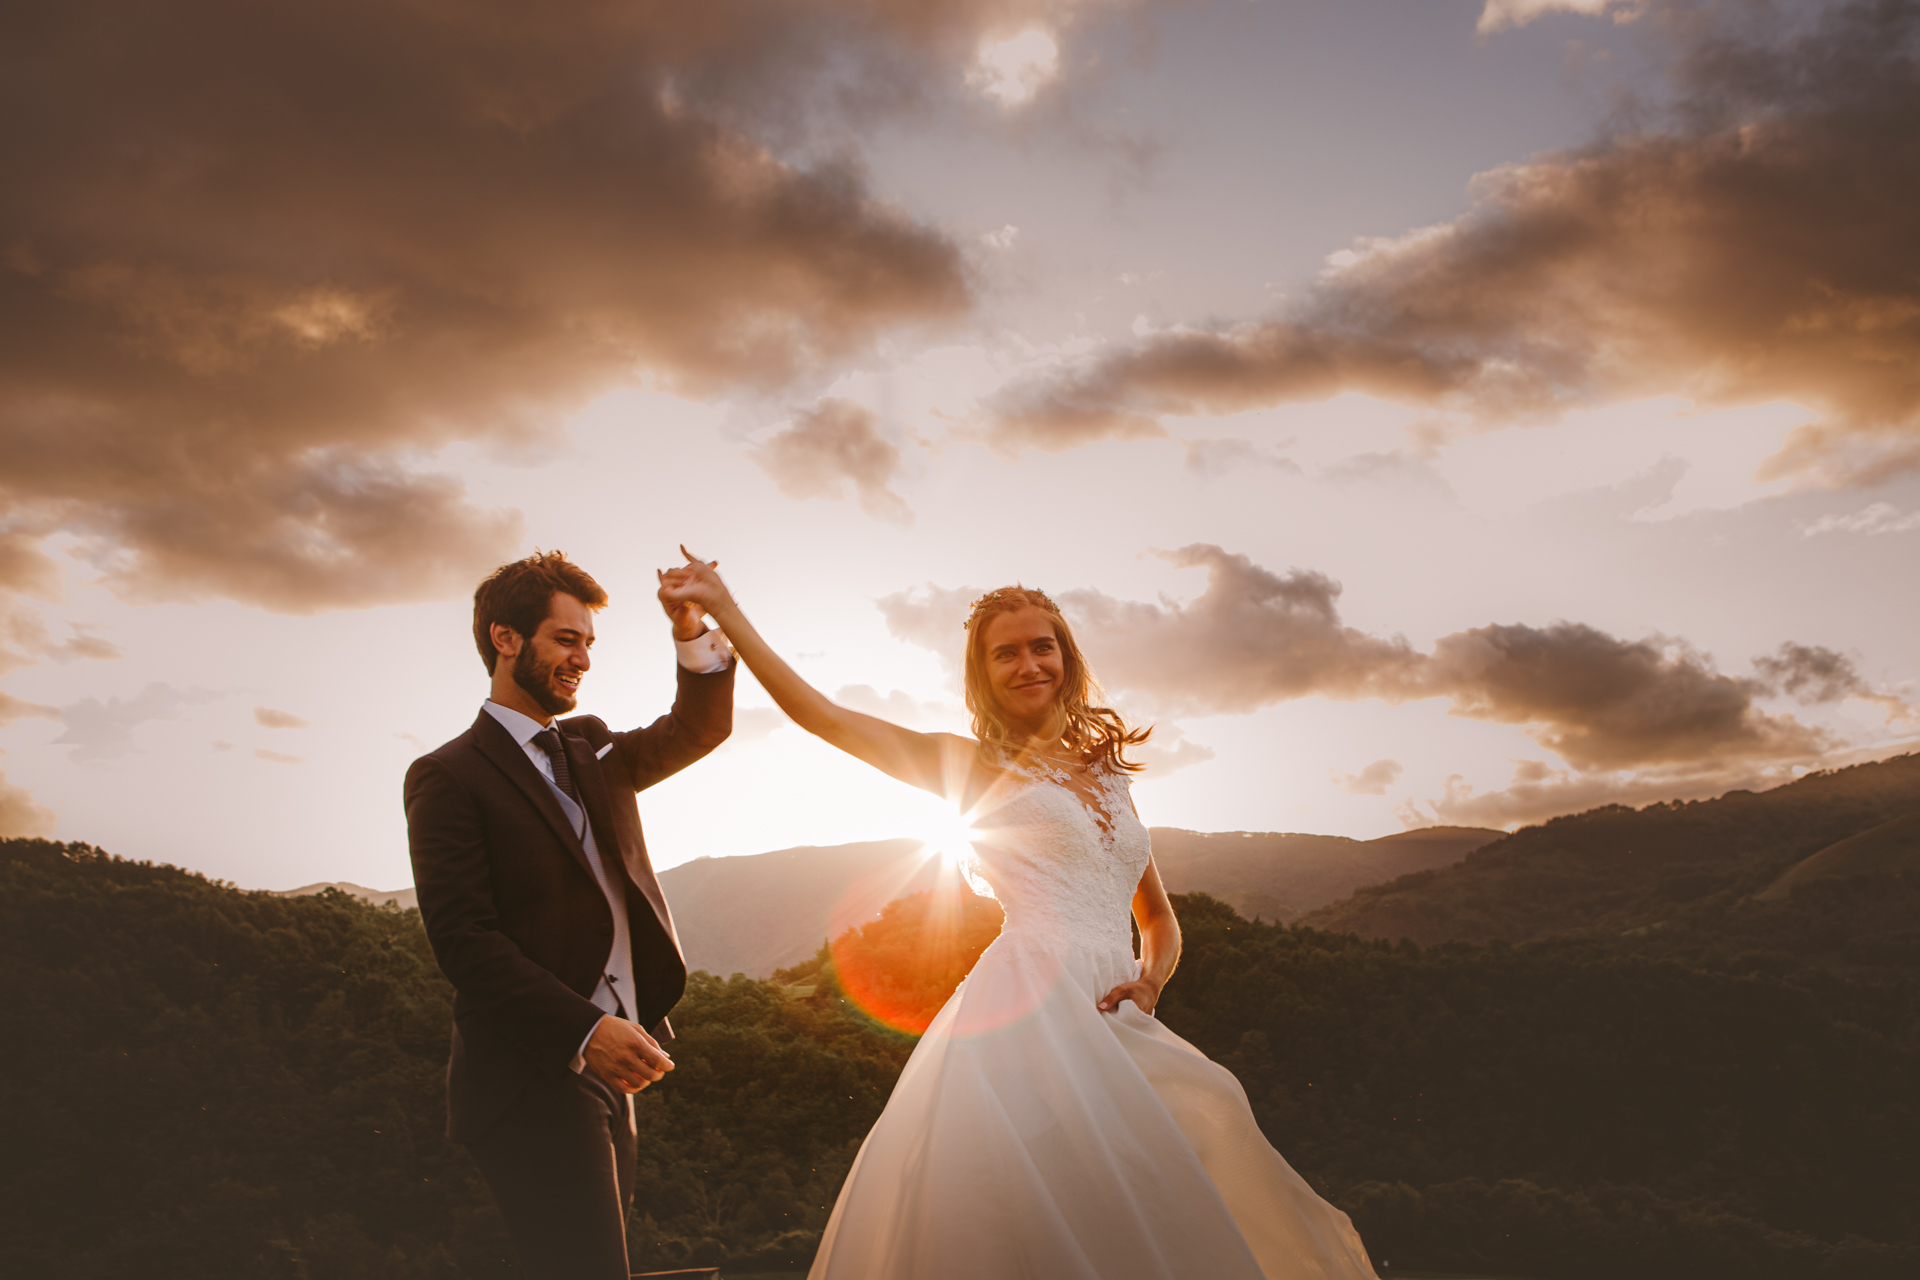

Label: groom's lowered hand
[584,1017,675,1093]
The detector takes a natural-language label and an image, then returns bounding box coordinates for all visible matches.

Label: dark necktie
[531,728,580,805]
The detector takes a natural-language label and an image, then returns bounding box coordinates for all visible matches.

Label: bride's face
[980,607,1066,732]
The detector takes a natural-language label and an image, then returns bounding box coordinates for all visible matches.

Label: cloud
[1801,502,1920,536]
[0,598,120,678]
[751,399,912,521]
[53,683,222,763]
[967,29,1061,106]
[1475,0,1646,37]
[1399,757,1787,830]
[1182,437,1302,480]
[253,748,306,765]
[833,684,965,730]
[1,1,995,618]
[881,544,1844,784]
[1335,758,1403,796]
[990,0,1920,486]
[1754,640,1916,725]
[0,691,58,728]
[1132,724,1214,776]
[253,706,311,730]
[875,583,982,664]
[1053,546,1424,716]
[0,561,120,821]
[722,706,790,747]
[0,751,56,838]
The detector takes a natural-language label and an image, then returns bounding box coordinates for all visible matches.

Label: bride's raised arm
[657,549,971,798]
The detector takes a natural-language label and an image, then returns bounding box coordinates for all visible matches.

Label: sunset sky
[3,0,1916,893]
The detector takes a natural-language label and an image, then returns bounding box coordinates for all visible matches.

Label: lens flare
[830,871,1005,1035]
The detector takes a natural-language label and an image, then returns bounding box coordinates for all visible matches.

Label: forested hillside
[1302,754,1920,972]
[5,837,1916,1278]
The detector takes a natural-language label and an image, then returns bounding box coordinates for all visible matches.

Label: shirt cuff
[675,629,733,674]
[569,1014,609,1074]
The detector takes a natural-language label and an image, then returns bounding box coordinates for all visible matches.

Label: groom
[405,550,733,1279]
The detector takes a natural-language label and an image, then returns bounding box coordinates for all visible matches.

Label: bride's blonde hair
[961,587,1149,773]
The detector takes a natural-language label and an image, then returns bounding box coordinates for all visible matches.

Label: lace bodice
[963,758,1151,958]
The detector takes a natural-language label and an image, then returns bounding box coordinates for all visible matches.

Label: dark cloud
[1755,641,1869,704]
[1058,545,1424,715]
[1,0,994,615]
[1417,622,1829,772]
[1335,758,1403,796]
[53,683,222,763]
[253,706,312,730]
[992,0,1920,485]
[752,399,912,521]
[1754,640,1916,725]
[881,544,1842,783]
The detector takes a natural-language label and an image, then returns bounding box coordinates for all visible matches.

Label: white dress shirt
[482,629,731,1074]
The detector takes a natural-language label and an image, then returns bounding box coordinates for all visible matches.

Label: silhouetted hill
[1757,808,1920,901]
[663,826,1500,979]
[1299,754,1920,971]
[1150,825,1500,922]
[0,837,912,1277]
[11,837,1913,1278]
[660,839,939,978]
[279,880,418,910]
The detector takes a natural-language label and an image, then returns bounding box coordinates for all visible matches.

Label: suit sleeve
[610,659,735,793]
[405,756,604,1066]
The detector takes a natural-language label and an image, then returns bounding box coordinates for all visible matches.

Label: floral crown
[962,586,1060,630]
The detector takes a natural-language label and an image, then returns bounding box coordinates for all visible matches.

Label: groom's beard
[513,643,579,716]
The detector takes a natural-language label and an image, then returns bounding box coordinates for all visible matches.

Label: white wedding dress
[808,759,1380,1279]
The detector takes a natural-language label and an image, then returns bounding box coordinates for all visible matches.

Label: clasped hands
[656,545,733,638]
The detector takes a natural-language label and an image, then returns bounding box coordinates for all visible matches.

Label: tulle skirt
[808,930,1379,1279]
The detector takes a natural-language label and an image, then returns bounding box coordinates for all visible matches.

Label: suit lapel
[562,724,679,948]
[561,726,620,866]
[470,711,597,883]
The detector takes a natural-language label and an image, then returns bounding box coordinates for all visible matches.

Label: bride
[657,553,1379,1280]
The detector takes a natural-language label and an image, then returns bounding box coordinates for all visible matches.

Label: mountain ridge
[664,823,1502,978]
[1297,753,1920,972]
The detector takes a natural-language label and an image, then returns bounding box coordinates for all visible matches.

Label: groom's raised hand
[656,546,734,627]
[584,1017,675,1093]
[656,557,710,642]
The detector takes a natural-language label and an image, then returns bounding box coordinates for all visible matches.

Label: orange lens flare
[830,865,1005,1035]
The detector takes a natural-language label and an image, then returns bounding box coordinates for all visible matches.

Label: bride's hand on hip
[1097,978,1161,1016]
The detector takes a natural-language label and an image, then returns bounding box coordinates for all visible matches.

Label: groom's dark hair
[472,550,609,674]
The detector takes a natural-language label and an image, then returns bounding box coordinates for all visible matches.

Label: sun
[913,799,981,869]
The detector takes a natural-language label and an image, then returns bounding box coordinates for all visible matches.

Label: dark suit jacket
[404,661,733,1143]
